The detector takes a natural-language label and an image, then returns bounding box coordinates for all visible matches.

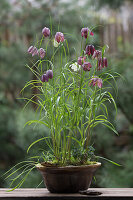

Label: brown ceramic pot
[36,162,101,193]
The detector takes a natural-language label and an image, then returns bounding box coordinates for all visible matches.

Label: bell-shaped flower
[85,45,95,56]
[97,78,103,88]
[41,74,48,82]
[55,32,64,43]
[31,47,38,57]
[70,62,81,72]
[89,76,103,88]
[28,46,34,53]
[102,57,108,67]
[81,27,88,39]
[53,39,59,47]
[77,56,86,65]
[46,70,53,79]
[82,62,92,71]
[39,48,46,59]
[97,57,102,70]
[97,57,108,70]
[27,46,38,57]
[42,27,50,37]
[92,50,102,59]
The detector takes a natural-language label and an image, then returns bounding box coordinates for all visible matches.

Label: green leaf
[96,156,121,166]
[102,45,109,58]
[27,137,50,153]
[24,120,49,128]
[107,91,117,118]
[101,122,118,135]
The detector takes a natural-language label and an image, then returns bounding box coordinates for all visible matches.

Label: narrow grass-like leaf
[96,156,121,166]
[27,137,50,153]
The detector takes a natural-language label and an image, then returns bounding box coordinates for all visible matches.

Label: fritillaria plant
[4,24,120,190]
[24,25,119,166]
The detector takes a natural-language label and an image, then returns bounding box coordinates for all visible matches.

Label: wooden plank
[0,188,133,199]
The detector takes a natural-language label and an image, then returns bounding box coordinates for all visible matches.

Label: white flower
[53,39,59,47]
[70,62,81,71]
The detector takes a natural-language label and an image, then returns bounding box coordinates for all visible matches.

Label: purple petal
[42,27,50,37]
[27,46,34,54]
[39,48,46,59]
[55,32,64,43]
[46,70,53,79]
[41,74,48,82]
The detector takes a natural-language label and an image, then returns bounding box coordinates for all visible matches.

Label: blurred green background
[0,0,133,188]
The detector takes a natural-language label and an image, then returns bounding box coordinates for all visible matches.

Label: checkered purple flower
[89,76,103,88]
[82,62,92,71]
[81,27,88,39]
[42,27,50,37]
[39,48,46,59]
[27,46,38,57]
[55,32,64,43]
[85,45,95,56]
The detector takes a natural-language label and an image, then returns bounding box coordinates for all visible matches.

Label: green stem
[86,86,97,150]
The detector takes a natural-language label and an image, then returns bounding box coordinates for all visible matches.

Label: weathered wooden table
[0,188,133,199]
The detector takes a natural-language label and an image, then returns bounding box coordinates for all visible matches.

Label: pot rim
[36,162,101,170]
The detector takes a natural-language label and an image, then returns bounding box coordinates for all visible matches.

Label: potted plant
[5,25,119,193]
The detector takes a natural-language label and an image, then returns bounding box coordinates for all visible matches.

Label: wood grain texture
[0,188,133,200]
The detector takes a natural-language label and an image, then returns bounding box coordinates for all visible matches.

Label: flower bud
[55,32,64,43]
[81,27,88,39]
[42,27,50,37]
[41,74,48,82]
[90,31,94,36]
[39,48,46,59]
[46,70,53,79]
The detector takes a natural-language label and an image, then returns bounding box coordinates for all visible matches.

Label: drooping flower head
[28,46,38,57]
[53,39,59,47]
[82,62,92,71]
[97,78,103,88]
[46,70,53,79]
[70,62,81,72]
[102,57,108,67]
[81,27,88,39]
[77,56,86,65]
[55,32,64,43]
[89,76,103,88]
[28,46,34,54]
[39,48,46,59]
[97,57,102,71]
[92,50,102,59]
[97,57,108,70]
[85,45,95,56]
[42,27,50,37]
[41,74,48,82]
